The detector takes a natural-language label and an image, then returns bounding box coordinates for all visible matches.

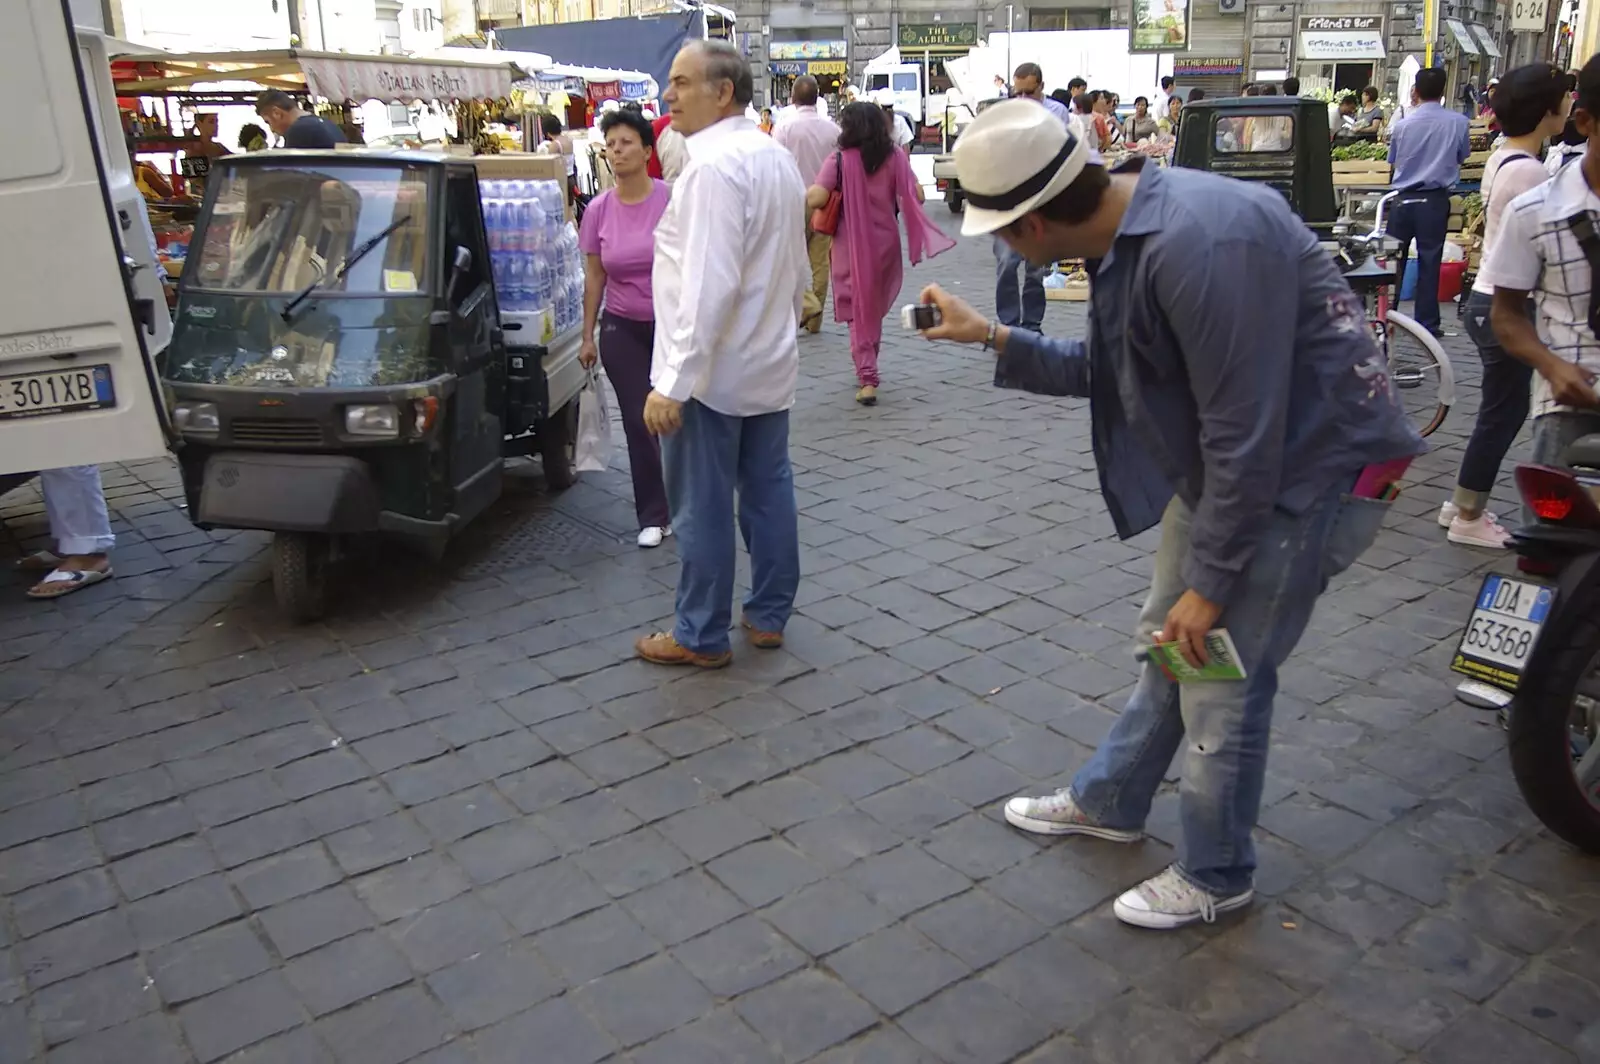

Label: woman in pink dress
[804,102,955,405]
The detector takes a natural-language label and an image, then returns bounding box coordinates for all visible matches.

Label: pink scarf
[837,148,955,323]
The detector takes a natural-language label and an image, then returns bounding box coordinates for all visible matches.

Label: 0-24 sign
[1512,0,1547,32]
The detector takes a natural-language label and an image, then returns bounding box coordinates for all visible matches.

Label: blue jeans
[1069,481,1389,894]
[994,236,1046,333]
[661,400,800,655]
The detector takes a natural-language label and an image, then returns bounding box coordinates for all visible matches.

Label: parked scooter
[1452,424,1600,851]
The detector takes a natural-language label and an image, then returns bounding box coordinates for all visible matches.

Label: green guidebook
[1147,629,1248,683]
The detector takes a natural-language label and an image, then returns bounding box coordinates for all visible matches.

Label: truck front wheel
[272,532,329,623]
[541,398,578,491]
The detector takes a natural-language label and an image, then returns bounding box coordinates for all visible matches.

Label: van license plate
[1450,573,1556,691]
[0,365,115,421]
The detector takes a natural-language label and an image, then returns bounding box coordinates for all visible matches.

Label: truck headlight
[172,402,219,434]
[345,404,400,437]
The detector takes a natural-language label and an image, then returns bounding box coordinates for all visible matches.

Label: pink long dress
[815,148,955,387]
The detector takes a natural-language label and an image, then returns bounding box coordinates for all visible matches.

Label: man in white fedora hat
[917,99,1424,929]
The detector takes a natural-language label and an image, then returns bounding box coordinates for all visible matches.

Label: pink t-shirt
[577,180,670,322]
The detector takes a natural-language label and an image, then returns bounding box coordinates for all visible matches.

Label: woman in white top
[1440,64,1572,548]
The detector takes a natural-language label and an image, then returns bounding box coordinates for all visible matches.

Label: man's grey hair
[684,39,754,107]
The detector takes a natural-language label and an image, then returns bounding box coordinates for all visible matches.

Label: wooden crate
[1332,159,1391,173]
[1046,285,1090,301]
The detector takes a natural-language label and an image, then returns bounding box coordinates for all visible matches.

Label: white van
[0,3,171,477]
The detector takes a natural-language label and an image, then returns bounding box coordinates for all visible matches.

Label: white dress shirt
[651,115,809,417]
[773,103,839,187]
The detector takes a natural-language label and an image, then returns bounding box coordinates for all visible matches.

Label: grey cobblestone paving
[1,203,1595,1062]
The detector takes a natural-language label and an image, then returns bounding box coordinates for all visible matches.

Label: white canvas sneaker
[637,526,672,549]
[1448,512,1513,549]
[1002,789,1142,841]
[1112,865,1253,929]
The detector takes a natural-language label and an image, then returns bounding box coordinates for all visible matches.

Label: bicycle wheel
[1386,310,1456,438]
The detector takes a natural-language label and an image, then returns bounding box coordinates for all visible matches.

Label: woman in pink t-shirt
[579,109,672,548]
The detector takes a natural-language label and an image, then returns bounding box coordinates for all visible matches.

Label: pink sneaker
[1448,512,1513,549]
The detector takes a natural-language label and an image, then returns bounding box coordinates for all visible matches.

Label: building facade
[724,0,1551,110]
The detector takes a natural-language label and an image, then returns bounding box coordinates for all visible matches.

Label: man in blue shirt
[1387,66,1471,334]
[917,101,1423,930]
[993,62,1075,334]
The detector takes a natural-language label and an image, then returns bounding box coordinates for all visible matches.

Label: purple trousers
[599,311,670,529]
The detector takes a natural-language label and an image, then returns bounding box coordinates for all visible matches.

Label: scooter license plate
[1450,573,1557,692]
[0,365,115,421]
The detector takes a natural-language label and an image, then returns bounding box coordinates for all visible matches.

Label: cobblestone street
[3,202,1599,1064]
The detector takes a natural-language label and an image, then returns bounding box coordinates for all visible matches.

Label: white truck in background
[1,1,171,480]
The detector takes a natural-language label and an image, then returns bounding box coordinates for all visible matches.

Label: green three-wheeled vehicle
[162,151,586,621]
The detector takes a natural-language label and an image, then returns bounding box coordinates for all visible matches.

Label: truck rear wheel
[946,189,964,214]
[272,532,329,623]
[541,398,578,491]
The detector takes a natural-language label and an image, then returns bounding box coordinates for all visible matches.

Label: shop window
[1030,8,1112,29]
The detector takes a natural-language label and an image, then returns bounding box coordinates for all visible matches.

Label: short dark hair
[1187,88,1205,102]
[1361,85,1379,103]
[1074,93,1094,114]
[839,101,893,175]
[1011,163,1110,230]
[1068,77,1087,91]
[1014,62,1043,82]
[237,122,266,149]
[254,89,296,114]
[1283,76,1300,95]
[1492,63,1569,137]
[687,39,754,107]
[792,74,820,106]
[1134,95,1149,107]
[1243,84,1261,97]
[1416,67,1447,101]
[1340,93,1360,107]
[1262,85,1279,96]
[1161,76,1174,90]
[1050,88,1072,105]
[540,113,564,138]
[599,107,655,149]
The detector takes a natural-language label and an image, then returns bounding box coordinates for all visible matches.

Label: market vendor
[254,90,347,149]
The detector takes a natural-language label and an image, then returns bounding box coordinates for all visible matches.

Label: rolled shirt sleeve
[651,165,746,402]
[1152,236,1298,606]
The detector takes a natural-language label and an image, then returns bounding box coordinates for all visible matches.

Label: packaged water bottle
[527,198,547,254]
[484,201,502,255]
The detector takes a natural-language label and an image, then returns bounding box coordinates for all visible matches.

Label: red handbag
[811,151,843,235]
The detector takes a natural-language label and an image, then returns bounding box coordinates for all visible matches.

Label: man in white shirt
[774,75,839,333]
[1481,56,1600,523]
[638,39,808,668]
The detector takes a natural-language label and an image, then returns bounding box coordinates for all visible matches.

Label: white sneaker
[1439,501,1503,529]
[1448,512,1513,549]
[1112,865,1253,930]
[637,526,671,549]
[1002,789,1142,841]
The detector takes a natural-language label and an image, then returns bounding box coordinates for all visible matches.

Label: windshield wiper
[281,216,412,321]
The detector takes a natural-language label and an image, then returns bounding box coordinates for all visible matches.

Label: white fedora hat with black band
[955,99,1092,237]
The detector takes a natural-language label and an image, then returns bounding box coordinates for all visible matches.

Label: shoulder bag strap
[1563,211,1600,340]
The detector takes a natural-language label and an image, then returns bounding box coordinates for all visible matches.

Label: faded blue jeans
[994,235,1046,334]
[1069,480,1390,894]
[661,400,800,656]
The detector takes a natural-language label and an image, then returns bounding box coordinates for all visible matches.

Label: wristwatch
[982,321,998,351]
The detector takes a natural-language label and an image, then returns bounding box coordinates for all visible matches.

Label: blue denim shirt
[1387,102,1471,190]
[995,162,1424,606]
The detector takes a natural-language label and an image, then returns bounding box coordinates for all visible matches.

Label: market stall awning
[1470,24,1502,58]
[1445,19,1482,55]
[110,48,522,103]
